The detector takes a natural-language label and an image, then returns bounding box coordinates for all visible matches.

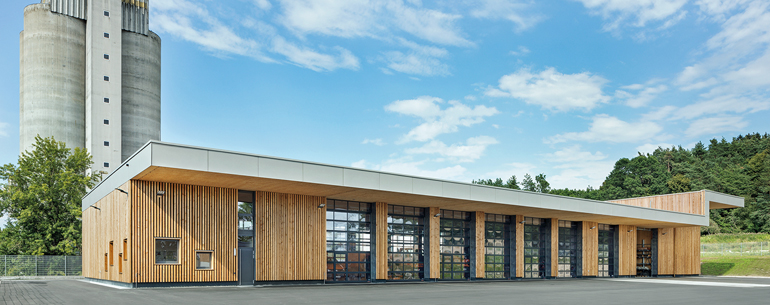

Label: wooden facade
[253,191,326,281]
[375,202,388,280]
[83,180,709,285]
[82,182,132,283]
[618,225,637,276]
[582,221,599,277]
[609,191,705,215]
[131,181,238,283]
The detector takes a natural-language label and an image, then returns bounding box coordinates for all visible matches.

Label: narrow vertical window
[123,239,128,261]
[104,253,108,272]
[109,241,114,266]
[118,254,123,273]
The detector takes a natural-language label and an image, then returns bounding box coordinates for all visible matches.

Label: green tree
[521,174,536,192]
[534,173,550,193]
[0,136,101,255]
[505,175,520,190]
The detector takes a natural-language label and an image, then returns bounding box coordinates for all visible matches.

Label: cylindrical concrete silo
[19,3,86,153]
[121,30,161,161]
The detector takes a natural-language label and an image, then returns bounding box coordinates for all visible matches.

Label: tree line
[473,133,770,234]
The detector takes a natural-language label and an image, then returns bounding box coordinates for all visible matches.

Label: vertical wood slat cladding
[674,226,701,275]
[376,202,388,280]
[657,228,675,275]
[551,218,558,278]
[131,180,237,283]
[82,182,132,283]
[253,191,326,281]
[515,215,524,278]
[608,191,704,215]
[475,211,485,278]
[429,207,440,279]
[582,221,599,277]
[618,225,637,276]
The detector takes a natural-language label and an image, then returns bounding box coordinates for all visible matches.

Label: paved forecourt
[2,277,770,305]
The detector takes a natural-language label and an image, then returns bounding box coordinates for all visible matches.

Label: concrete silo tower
[19,0,161,173]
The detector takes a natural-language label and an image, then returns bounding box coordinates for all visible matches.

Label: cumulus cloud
[405,136,499,162]
[546,114,663,144]
[615,84,668,108]
[385,97,499,143]
[685,116,748,137]
[485,67,610,112]
[469,0,543,31]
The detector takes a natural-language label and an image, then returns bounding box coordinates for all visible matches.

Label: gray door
[239,248,255,285]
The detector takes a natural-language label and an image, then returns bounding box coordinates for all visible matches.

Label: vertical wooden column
[657,228,674,275]
[582,221,599,277]
[618,225,637,276]
[551,218,559,278]
[429,207,440,279]
[475,211,485,279]
[674,226,701,275]
[515,215,524,278]
[375,202,388,280]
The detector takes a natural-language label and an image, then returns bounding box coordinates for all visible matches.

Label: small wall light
[519,220,525,224]
[434,213,441,218]
[627,230,634,233]
[115,188,128,195]
[662,232,667,235]
[590,226,596,230]
[318,203,326,209]
[156,191,166,196]
[91,206,101,211]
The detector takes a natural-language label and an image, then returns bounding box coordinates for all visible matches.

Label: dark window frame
[484,214,511,279]
[439,209,471,280]
[326,199,372,282]
[387,205,425,281]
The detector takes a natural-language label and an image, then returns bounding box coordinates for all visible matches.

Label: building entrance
[326,200,373,282]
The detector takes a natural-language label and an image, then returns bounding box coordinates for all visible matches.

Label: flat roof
[82,141,743,227]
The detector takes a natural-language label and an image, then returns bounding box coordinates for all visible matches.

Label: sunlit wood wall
[608,191,705,215]
[82,182,132,283]
[582,221,599,277]
[618,225,637,276]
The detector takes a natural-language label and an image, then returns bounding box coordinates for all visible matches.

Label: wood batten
[657,228,675,275]
[82,182,132,283]
[674,226,701,275]
[131,180,237,283]
[475,211,485,278]
[582,221,599,277]
[551,218,558,278]
[618,225,637,276]
[375,202,388,280]
[515,215,524,278]
[428,207,440,279]
[608,191,705,215]
[253,191,326,281]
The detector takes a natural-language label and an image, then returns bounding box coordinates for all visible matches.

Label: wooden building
[81,142,744,287]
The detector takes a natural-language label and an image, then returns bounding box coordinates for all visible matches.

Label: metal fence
[1,255,82,277]
[701,242,770,257]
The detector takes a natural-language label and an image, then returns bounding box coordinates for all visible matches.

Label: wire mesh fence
[701,242,770,257]
[0,255,82,277]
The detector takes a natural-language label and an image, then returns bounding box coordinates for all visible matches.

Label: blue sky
[1,0,770,197]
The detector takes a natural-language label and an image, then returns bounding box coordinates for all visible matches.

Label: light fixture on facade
[591,226,596,230]
[318,203,326,209]
[157,191,166,196]
[434,213,441,218]
[115,188,128,195]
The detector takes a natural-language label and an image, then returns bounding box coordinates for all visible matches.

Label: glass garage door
[484,214,511,279]
[598,224,615,277]
[524,217,549,279]
[326,200,372,282]
[558,220,578,278]
[387,205,425,281]
[440,210,471,280]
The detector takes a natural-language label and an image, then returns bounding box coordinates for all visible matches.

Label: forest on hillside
[473,133,770,234]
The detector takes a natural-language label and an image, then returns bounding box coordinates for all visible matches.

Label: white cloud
[383,39,450,76]
[509,46,531,56]
[546,114,663,143]
[574,0,689,31]
[615,84,668,108]
[671,95,770,120]
[0,121,8,137]
[254,0,272,10]
[485,67,610,112]
[385,97,499,143]
[544,145,614,189]
[685,116,748,137]
[277,0,472,46]
[271,37,360,71]
[352,157,467,180]
[636,143,674,154]
[405,136,499,162]
[543,145,607,163]
[469,0,542,31]
[641,105,677,121]
[362,138,386,146]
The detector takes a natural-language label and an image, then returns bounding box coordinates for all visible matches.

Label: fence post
[35,255,38,276]
[65,255,67,276]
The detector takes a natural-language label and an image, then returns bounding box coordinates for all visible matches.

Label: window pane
[155,239,179,264]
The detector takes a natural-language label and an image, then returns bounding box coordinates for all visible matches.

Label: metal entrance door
[239,248,255,285]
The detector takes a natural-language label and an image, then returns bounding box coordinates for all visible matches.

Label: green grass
[701,256,770,277]
[701,233,770,244]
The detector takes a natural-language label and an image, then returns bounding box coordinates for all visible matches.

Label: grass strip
[701,256,770,277]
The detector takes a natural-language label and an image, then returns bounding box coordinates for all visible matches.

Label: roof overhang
[83,141,719,227]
